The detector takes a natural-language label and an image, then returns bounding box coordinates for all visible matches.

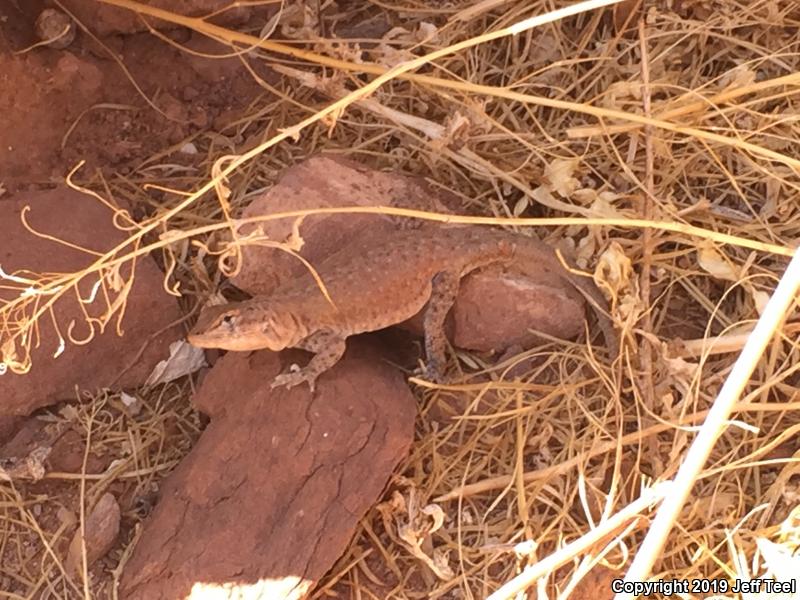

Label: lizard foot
[271,366,317,393]
[416,361,448,385]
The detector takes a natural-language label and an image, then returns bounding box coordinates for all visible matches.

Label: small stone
[179,142,198,155]
[66,493,121,575]
[35,9,76,50]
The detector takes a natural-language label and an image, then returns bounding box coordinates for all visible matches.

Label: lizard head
[188,300,306,352]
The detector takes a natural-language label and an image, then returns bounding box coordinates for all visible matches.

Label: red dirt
[0,1,275,191]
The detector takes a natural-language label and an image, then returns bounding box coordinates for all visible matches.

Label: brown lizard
[188,227,617,391]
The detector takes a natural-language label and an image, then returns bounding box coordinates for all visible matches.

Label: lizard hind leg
[423,270,461,383]
[271,329,347,392]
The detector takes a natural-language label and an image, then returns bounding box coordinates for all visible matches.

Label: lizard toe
[419,361,448,384]
[271,369,317,393]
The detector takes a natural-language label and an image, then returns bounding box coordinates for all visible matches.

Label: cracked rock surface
[0,187,183,417]
[120,339,416,600]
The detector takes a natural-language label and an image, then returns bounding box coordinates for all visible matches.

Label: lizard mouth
[188,332,267,351]
[187,327,289,352]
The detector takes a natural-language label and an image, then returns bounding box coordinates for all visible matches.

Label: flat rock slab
[232,154,457,296]
[233,155,587,352]
[0,188,183,416]
[120,341,417,600]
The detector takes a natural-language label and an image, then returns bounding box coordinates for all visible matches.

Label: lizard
[188,226,617,391]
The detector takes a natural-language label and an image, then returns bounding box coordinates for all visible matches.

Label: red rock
[120,340,416,600]
[66,492,121,575]
[232,156,593,353]
[0,415,57,462]
[51,53,104,92]
[0,416,109,481]
[47,429,111,474]
[0,416,21,445]
[450,266,585,350]
[0,188,183,416]
[232,155,457,295]
[0,415,56,480]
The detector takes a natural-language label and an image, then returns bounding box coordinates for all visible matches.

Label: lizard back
[267,227,588,338]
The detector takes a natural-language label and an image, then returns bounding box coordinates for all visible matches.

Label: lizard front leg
[271,329,346,392]
[423,271,460,383]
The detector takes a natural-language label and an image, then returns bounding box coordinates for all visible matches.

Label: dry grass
[3,0,800,597]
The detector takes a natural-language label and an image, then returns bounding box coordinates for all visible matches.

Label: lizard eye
[220,314,236,327]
